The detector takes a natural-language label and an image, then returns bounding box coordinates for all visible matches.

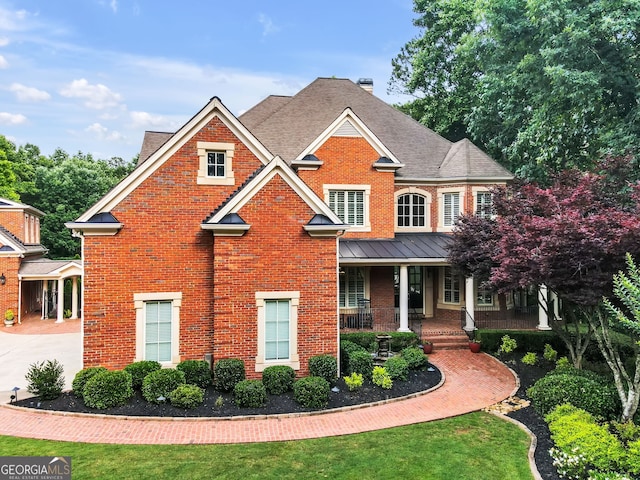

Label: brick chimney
[357,78,373,94]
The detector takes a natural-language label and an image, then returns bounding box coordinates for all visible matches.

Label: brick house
[0,198,82,325]
[67,77,517,377]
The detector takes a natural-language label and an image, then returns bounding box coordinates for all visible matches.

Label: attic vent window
[197,141,235,186]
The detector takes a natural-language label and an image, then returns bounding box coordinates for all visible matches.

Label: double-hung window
[264,300,290,361]
[145,301,172,362]
[443,193,460,227]
[329,190,364,226]
[340,267,365,308]
[397,193,426,227]
[443,267,460,304]
[134,292,181,365]
[255,291,300,372]
[477,286,494,306]
[207,151,226,178]
[475,192,493,219]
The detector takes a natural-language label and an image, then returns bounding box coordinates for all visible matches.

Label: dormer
[0,198,44,245]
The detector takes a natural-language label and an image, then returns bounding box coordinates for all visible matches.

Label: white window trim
[437,267,464,310]
[472,187,494,220]
[339,266,370,309]
[255,291,300,372]
[395,187,432,232]
[197,141,235,185]
[437,186,466,232]
[134,292,182,366]
[323,184,371,232]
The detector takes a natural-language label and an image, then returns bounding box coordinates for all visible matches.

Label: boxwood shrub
[169,384,204,409]
[401,346,428,370]
[176,360,212,388]
[213,359,245,392]
[25,359,65,401]
[262,365,295,395]
[308,355,337,383]
[477,330,564,354]
[142,368,186,404]
[293,376,330,408]
[527,372,620,419]
[383,356,409,381]
[339,340,367,373]
[234,379,267,408]
[347,350,374,379]
[340,332,419,351]
[83,370,133,409]
[72,366,108,399]
[124,360,161,389]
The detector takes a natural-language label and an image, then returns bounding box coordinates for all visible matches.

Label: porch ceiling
[339,232,452,265]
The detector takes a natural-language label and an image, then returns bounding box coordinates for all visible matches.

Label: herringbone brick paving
[0,350,516,445]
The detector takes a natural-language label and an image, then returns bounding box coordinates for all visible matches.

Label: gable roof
[74,97,275,222]
[138,131,173,165]
[0,225,47,256]
[202,156,346,236]
[240,77,512,181]
[0,197,45,217]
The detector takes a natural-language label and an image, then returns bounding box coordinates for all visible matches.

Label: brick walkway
[0,350,517,445]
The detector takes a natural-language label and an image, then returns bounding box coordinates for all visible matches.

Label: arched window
[397,193,426,228]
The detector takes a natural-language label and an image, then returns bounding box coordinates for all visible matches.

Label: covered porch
[339,233,547,341]
[18,259,83,325]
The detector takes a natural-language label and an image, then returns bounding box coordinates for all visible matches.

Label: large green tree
[391,0,640,183]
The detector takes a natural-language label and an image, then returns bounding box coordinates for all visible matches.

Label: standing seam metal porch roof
[339,233,453,264]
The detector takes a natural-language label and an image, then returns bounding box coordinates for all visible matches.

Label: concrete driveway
[0,329,81,403]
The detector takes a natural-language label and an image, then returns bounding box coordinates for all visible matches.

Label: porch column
[550,289,561,321]
[71,276,79,319]
[42,281,48,319]
[537,284,551,330]
[55,278,64,323]
[464,276,475,332]
[397,265,411,332]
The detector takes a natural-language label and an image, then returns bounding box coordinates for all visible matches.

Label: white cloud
[110,0,118,13]
[59,79,123,109]
[0,37,9,47]
[0,54,7,68]
[258,14,280,37]
[0,112,28,125]
[86,122,124,141]
[9,83,51,102]
[129,111,173,129]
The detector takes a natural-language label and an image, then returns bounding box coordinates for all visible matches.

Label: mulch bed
[13,365,442,418]
[12,357,562,478]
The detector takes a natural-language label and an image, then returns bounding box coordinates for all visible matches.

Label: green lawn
[0,412,533,479]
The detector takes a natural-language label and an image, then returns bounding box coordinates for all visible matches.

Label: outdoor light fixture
[0,273,5,285]
[10,386,19,404]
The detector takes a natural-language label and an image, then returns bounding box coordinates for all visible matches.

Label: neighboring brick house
[0,198,82,325]
[67,77,514,377]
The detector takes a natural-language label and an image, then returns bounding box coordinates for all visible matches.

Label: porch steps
[423,332,469,351]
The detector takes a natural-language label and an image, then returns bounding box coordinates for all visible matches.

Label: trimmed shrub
[347,350,374,379]
[340,340,367,373]
[83,370,134,409]
[546,404,627,475]
[383,356,409,381]
[477,330,564,354]
[177,360,212,388]
[169,384,204,409]
[309,355,337,383]
[124,361,161,389]
[262,365,295,395]
[234,379,267,408]
[527,372,620,419]
[498,335,517,355]
[72,366,108,399]
[25,359,65,400]
[142,368,186,403]
[213,359,246,392]
[340,331,419,351]
[293,376,330,409]
[521,352,537,366]
[372,366,393,389]
[401,346,428,370]
[543,343,558,362]
[343,372,363,391]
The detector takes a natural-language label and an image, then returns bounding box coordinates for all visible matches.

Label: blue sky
[0,0,417,161]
